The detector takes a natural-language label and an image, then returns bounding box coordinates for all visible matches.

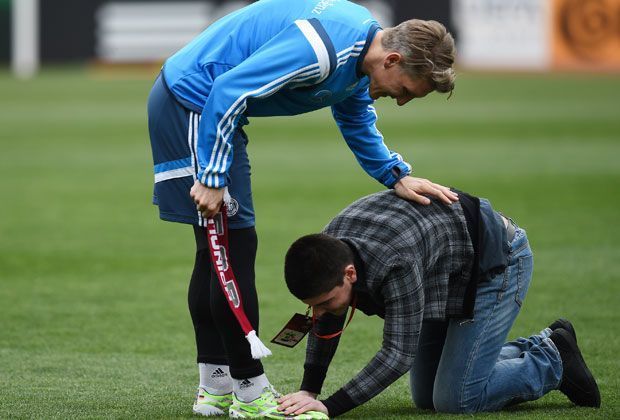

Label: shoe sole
[193,404,228,416]
[229,407,303,419]
[229,408,245,418]
[230,407,262,418]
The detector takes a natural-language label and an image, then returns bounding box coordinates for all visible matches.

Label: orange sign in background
[553,0,620,71]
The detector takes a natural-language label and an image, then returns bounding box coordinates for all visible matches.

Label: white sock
[198,363,233,395]
[233,373,270,402]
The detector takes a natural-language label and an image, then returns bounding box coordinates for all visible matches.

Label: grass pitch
[0,68,618,419]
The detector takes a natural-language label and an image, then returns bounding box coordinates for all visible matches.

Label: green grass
[0,67,619,419]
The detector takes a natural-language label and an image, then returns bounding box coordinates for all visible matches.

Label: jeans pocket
[515,254,533,307]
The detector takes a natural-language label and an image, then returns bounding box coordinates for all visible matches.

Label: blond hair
[382,19,456,95]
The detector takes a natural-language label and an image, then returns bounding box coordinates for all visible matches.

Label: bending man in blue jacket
[147,0,457,417]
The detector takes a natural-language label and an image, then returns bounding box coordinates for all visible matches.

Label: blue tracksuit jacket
[163,0,412,189]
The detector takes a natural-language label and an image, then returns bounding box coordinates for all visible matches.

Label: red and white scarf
[205,201,271,359]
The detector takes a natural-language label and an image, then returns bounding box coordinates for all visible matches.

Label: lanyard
[311,294,357,339]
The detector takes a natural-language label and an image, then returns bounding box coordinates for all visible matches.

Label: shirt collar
[356,23,382,79]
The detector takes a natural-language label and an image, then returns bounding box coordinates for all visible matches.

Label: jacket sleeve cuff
[383,161,412,188]
[300,364,329,395]
[321,389,357,418]
[197,170,228,188]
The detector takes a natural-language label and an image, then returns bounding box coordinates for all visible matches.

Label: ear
[344,264,357,284]
[383,52,402,69]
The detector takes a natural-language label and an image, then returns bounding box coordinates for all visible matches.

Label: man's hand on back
[277,390,328,416]
[394,175,458,205]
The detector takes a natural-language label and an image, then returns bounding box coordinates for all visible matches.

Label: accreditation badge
[271,312,312,348]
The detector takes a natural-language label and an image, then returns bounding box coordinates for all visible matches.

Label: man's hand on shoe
[278,390,328,416]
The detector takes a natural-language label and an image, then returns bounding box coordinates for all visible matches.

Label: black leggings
[188,225,263,379]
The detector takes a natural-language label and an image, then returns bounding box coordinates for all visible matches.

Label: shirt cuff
[321,388,357,417]
[300,364,329,395]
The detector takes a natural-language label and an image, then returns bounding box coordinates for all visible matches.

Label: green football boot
[229,385,328,419]
[192,387,233,416]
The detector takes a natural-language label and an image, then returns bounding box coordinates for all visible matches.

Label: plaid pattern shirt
[301,190,475,416]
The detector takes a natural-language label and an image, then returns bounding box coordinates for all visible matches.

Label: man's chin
[332,306,350,316]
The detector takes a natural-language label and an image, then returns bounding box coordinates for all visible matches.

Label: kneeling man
[278,189,600,417]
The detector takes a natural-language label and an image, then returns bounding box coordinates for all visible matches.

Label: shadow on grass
[342,404,433,419]
[345,401,577,419]
[503,401,575,412]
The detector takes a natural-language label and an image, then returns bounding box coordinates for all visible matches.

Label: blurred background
[4,0,620,76]
[1,0,619,418]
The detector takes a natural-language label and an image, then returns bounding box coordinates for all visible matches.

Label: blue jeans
[410,227,563,413]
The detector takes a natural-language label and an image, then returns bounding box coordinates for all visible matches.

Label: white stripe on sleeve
[203,63,319,186]
[294,20,330,83]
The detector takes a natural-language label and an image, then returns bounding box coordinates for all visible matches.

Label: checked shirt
[301,190,475,416]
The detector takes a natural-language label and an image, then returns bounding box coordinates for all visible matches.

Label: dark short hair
[284,233,354,300]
